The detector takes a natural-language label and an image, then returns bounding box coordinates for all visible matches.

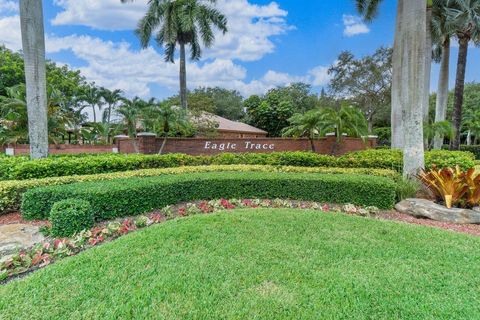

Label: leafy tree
[117,97,149,137]
[154,104,190,154]
[135,0,228,109]
[328,47,392,132]
[317,105,369,143]
[246,83,319,137]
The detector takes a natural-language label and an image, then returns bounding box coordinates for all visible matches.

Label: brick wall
[1,144,116,155]
[118,137,376,156]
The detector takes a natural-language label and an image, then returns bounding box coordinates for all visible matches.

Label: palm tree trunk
[158,134,168,155]
[433,37,450,149]
[450,36,469,150]
[19,0,49,159]
[92,106,97,123]
[396,0,426,178]
[467,130,472,146]
[179,43,188,110]
[423,5,432,124]
[391,1,405,150]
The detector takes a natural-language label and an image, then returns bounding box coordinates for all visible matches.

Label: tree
[447,0,480,150]
[282,110,322,151]
[328,47,392,132]
[135,0,227,109]
[117,97,148,138]
[356,0,427,177]
[317,106,369,143]
[19,0,49,159]
[154,104,190,154]
[79,85,103,123]
[432,0,454,149]
[101,88,123,124]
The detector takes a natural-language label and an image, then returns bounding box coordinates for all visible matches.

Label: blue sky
[1,0,479,101]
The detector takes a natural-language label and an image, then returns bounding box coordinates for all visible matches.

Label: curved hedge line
[0,165,398,214]
[0,149,475,181]
[21,172,397,220]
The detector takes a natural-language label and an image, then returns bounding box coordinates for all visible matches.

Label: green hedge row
[0,165,399,214]
[0,149,475,180]
[21,172,397,220]
[442,145,480,160]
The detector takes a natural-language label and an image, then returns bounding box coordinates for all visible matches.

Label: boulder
[0,224,45,258]
[396,198,480,224]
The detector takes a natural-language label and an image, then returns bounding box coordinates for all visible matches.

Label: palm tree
[19,0,49,158]
[79,85,103,123]
[424,120,455,148]
[155,104,189,154]
[135,0,227,109]
[447,0,480,150]
[282,110,322,152]
[462,108,480,145]
[101,88,123,124]
[356,0,427,177]
[318,106,369,142]
[432,0,455,149]
[117,97,147,137]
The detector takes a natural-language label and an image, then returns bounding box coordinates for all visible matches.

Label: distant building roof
[194,112,267,134]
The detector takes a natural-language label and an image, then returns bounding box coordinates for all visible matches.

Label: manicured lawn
[2,209,480,319]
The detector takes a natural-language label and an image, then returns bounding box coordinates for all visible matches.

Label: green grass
[2,209,480,319]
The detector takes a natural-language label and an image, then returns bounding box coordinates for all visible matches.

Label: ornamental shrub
[22,172,397,220]
[0,165,399,214]
[49,199,95,237]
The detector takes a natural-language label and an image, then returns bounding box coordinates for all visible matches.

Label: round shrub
[49,199,95,238]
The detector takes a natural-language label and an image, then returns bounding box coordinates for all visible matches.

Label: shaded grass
[1,209,480,319]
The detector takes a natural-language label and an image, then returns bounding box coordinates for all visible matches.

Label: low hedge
[0,149,475,181]
[443,145,480,160]
[337,149,475,171]
[21,172,397,220]
[0,165,398,215]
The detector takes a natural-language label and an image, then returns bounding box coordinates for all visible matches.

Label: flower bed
[0,199,379,283]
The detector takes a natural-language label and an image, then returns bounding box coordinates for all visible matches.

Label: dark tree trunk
[309,136,316,152]
[450,36,469,150]
[179,43,188,110]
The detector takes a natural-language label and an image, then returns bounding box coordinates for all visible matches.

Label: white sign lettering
[204,141,275,151]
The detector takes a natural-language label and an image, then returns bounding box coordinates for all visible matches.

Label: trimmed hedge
[21,172,397,220]
[338,149,475,171]
[443,145,480,160]
[0,165,399,214]
[49,199,95,238]
[0,149,475,181]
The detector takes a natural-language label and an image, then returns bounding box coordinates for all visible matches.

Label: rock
[0,224,45,257]
[396,199,480,224]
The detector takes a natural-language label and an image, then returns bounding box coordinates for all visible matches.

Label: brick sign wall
[117,137,377,156]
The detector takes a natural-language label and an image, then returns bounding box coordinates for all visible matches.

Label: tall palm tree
[447,0,480,150]
[19,0,49,159]
[101,88,123,124]
[135,0,227,109]
[79,86,103,123]
[432,0,455,149]
[356,0,427,177]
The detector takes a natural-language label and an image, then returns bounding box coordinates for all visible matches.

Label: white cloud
[0,0,17,14]
[0,4,331,100]
[342,15,370,37]
[0,15,21,50]
[51,0,292,62]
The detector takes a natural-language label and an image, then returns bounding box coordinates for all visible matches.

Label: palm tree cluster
[282,105,369,152]
[356,0,480,177]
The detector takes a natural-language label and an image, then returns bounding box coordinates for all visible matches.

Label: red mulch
[2,209,480,237]
[0,212,49,226]
[377,211,480,237]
